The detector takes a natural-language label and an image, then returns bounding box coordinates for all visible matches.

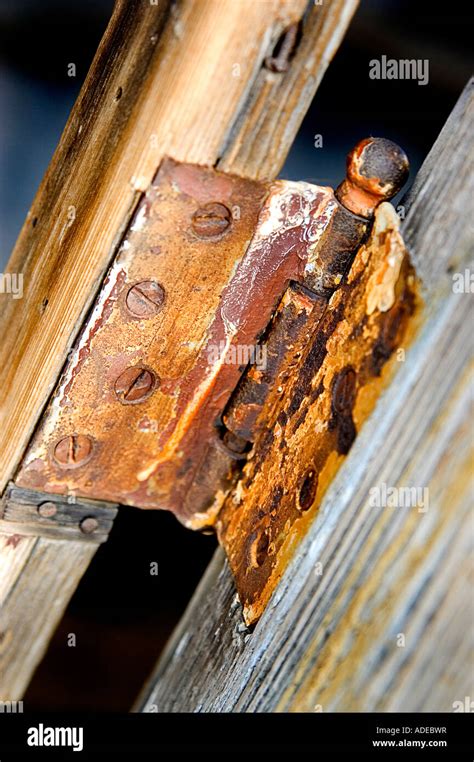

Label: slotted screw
[114,366,156,404]
[126,281,165,318]
[331,367,357,416]
[53,434,94,468]
[191,202,232,239]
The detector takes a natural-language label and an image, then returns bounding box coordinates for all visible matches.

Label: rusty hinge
[10,138,419,623]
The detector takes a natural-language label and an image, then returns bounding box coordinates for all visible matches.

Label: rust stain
[62,269,127,404]
[15,161,336,528]
[14,146,416,623]
[217,202,421,624]
[5,534,24,548]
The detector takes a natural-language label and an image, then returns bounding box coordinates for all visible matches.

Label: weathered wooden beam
[218,0,359,179]
[0,486,117,700]
[0,0,357,495]
[136,79,474,712]
[0,0,358,699]
[0,537,98,701]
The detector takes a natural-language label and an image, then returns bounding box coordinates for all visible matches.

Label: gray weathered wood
[136,78,474,712]
[0,485,117,543]
[0,486,118,700]
[0,536,100,700]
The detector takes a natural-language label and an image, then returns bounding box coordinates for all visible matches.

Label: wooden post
[0,0,358,699]
[0,495,116,699]
[0,0,357,493]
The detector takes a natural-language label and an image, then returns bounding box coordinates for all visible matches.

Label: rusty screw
[126,280,165,318]
[37,501,58,518]
[191,202,232,239]
[80,516,99,534]
[253,529,270,568]
[330,366,357,455]
[264,22,300,73]
[298,469,318,512]
[331,366,357,417]
[114,366,156,404]
[53,434,94,468]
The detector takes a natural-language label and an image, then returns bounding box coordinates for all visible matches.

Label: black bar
[0,712,471,758]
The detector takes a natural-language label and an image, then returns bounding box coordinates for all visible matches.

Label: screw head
[37,501,58,518]
[331,366,357,416]
[250,528,270,568]
[53,434,94,468]
[114,366,156,404]
[191,202,232,239]
[298,470,318,512]
[126,280,165,318]
[80,516,99,534]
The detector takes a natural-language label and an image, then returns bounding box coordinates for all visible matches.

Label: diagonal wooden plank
[0,0,358,700]
[0,535,99,700]
[0,0,357,495]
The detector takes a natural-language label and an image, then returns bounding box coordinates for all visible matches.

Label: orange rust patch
[15,162,336,528]
[217,203,421,625]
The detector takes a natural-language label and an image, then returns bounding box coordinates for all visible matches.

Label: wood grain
[218,0,358,179]
[0,486,117,698]
[136,79,474,712]
[0,535,99,700]
[0,0,357,495]
[0,0,358,700]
